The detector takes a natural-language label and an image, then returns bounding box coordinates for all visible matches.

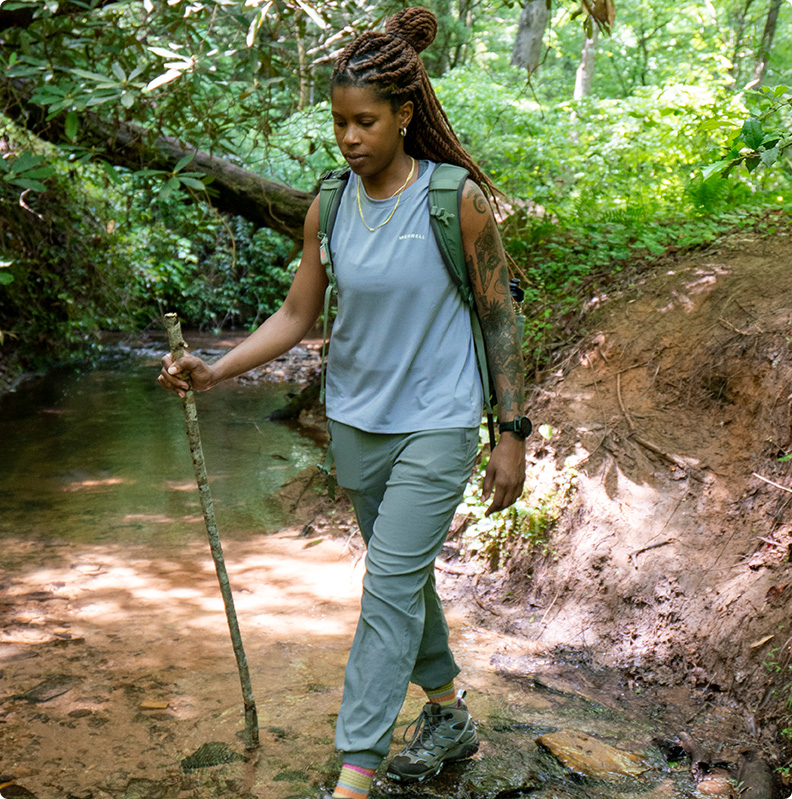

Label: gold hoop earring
[400,127,407,137]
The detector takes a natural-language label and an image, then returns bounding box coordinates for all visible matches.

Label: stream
[0,341,755,799]
[0,341,321,544]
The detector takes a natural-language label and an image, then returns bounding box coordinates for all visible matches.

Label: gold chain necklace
[357,157,415,232]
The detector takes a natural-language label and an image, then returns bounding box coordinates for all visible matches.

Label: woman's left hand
[482,434,527,516]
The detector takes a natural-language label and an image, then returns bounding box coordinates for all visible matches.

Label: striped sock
[332,763,375,799]
[425,680,457,707]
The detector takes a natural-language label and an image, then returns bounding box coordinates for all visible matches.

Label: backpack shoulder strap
[318,166,351,273]
[428,164,495,425]
[317,166,351,403]
[428,163,472,307]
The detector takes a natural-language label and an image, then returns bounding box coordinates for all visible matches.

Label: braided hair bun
[384,6,437,55]
[330,5,498,200]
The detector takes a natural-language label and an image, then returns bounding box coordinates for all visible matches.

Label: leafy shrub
[0,154,139,365]
[126,195,295,330]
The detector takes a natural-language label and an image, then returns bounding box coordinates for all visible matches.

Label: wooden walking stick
[164,312,259,750]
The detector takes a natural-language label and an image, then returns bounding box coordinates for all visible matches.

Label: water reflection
[0,346,321,545]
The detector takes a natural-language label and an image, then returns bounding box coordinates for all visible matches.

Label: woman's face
[331,85,412,178]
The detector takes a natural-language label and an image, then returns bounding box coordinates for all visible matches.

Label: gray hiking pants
[328,420,479,769]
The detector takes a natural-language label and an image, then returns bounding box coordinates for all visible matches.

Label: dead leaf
[765,584,789,606]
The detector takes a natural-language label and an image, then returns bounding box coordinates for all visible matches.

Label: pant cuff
[339,750,385,771]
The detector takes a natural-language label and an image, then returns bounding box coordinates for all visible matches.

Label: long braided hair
[330,6,497,201]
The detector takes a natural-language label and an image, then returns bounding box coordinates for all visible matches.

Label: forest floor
[2,224,792,798]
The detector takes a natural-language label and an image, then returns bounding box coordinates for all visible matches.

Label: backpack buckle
[430,205,454,226]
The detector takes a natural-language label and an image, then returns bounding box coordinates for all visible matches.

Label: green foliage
[431,66,792,372]
[703,85,792,179]
[1,0,791,375]
[0,132,294,361]
[762,643,792,778]
[0,150,56,191]
[0,162,140,364]
[131,206,295,330]
[460,428,577,571]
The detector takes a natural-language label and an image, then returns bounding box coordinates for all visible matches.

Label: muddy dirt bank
[475,227,792,776]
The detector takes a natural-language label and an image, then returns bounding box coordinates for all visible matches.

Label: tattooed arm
[460,180,526,516]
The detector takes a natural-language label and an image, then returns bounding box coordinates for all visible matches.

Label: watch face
[501,417,532,438]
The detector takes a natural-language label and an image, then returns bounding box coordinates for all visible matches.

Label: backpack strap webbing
[317,167,351,403]
[428,164,473,306]
[428,165,495,426]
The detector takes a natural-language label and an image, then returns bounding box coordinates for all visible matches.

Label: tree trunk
[511,0,549,74]
[0,77,313,241]
[573,26,599,99]
[749,0,783,88]
[727,0,757,86]
[452,0,474,70]
[296,18,310,111]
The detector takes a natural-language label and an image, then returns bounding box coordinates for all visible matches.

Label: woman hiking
[158,6,529,797]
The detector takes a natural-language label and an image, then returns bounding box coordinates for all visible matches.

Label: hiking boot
[386,690,479,783]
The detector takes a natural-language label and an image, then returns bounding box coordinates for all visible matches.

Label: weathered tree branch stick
[752,472,792,494]
[164,313,259,750]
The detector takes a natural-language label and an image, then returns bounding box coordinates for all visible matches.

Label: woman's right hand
[157,353,217,398]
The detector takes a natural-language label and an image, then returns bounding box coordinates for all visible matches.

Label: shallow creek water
[0,344,321,543]
[0,344,748,799]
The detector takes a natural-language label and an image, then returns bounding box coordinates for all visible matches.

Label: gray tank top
[325,161,482,433]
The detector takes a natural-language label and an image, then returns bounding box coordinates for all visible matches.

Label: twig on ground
[632,435,702,479]
[752,472,792,494]
[538,588,561,628]
[435,560,472,576]
[629,539,676,568]
[616,372,635,431]
[756,536,785,548]
[718,317,758,336]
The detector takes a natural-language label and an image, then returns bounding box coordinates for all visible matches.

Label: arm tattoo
[464,189,524,417]
[472,191,488,216]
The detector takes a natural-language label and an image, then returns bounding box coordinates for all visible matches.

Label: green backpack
[317,163,497,446]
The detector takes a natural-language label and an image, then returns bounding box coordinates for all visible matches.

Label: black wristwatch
[499,416,532,440]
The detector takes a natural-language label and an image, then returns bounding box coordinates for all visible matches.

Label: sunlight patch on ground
[3,533,364,649]
[165,480,202,492]
[62,477,128,492]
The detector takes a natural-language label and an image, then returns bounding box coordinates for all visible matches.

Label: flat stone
[0,644,37,664]
[15,674,79,703]
[536,729,648,778]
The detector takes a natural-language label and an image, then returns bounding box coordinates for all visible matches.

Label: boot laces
[402,704,441,748]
